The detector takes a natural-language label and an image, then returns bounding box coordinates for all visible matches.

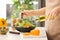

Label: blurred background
[6,0,45,19]
[6,0,45,27]
[5,0,45,27]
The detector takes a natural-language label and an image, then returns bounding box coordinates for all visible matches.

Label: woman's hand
[21,10,31,18]
[47,6,60,20]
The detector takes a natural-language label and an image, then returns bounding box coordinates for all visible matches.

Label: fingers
[51,6,60,20]
[21,10,30,15]
[20,10,31,18]
[47,6,60,20]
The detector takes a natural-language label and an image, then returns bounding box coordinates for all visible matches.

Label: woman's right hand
[21,10,31,18]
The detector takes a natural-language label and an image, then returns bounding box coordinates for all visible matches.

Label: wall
[0,0,12,19]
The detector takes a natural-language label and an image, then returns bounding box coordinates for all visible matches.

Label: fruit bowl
[0,27,8,35]
[15,26,35,32]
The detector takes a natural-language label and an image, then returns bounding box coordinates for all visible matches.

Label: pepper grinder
[21,13,23,19]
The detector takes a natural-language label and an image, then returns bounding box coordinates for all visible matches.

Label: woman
[21,0,60,40]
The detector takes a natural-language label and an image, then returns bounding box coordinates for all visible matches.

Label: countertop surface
[0,27,48,40]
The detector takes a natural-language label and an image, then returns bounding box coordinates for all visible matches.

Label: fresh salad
[15,18,36,28]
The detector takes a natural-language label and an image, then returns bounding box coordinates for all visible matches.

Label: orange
[0,18,7,27]
[23,32,30,36]
[30,29,40,36]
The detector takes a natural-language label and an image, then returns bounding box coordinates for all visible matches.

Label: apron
[46,0,60,40]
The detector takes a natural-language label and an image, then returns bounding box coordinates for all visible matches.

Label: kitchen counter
[0,27,48,40]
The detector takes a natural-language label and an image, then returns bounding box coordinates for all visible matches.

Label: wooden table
[0,27,48,40]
